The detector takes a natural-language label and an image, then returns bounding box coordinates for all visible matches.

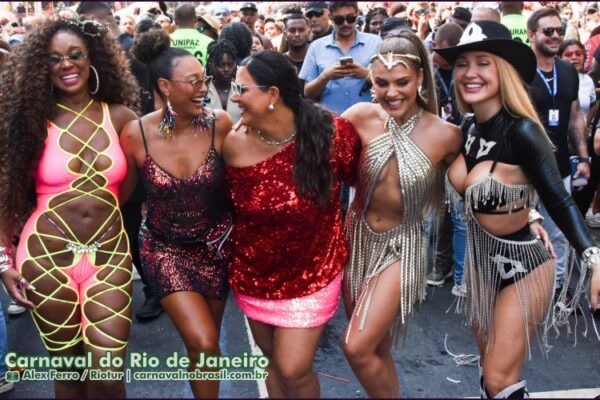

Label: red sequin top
[226,117,361,299]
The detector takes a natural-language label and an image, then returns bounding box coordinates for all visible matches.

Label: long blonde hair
[455,54,551,144]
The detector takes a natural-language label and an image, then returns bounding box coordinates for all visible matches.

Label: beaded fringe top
[345,109,444,345]
[445,174,596,358]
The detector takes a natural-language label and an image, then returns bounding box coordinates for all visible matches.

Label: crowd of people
[0,1,600,398]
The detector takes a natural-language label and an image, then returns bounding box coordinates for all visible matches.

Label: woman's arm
[511,118,600,309]
[119,119,143,205]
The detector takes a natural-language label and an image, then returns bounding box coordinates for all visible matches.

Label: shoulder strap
[138,119,149,154]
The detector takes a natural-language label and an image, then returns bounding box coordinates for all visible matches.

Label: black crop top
[460,108,595,255]
[463,109,518,172]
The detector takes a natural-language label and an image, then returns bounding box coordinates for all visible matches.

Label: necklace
[256,129,296,146]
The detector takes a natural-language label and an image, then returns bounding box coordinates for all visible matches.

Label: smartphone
[339,56,354,67]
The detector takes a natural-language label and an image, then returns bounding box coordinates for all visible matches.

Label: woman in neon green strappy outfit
[0,18,139,398]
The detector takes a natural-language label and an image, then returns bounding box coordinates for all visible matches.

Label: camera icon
[5,370,19,382]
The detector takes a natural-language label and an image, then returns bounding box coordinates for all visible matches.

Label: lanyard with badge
[536,62,559,127]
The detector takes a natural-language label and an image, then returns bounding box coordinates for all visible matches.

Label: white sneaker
[7,300,26,315]
[0,376,15,393]
[586,209,600,228]
[451,283,467,298]
[131,264,141,281]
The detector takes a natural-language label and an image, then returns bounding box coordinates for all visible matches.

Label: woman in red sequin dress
[120,31,233,398]
[224,51,361,397]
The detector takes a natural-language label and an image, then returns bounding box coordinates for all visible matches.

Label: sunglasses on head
[332,14,357,25]
[541,26,565,37]
[306,10,324,18]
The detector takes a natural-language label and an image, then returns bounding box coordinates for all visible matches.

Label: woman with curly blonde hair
[0,18,138,397]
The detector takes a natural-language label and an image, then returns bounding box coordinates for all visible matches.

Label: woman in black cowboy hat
[435,20,600,398]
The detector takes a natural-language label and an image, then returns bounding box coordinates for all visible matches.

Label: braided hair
[206,39,237,77]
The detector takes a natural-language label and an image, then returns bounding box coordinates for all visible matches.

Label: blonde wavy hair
[455,54,552,145]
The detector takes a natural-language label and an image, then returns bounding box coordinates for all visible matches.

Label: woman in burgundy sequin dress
[224,51,361,397]
[119,30,233,398]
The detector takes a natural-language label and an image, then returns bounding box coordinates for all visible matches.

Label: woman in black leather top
[436,21,600,398]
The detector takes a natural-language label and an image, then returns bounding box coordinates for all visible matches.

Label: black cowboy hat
[434,20,536,83]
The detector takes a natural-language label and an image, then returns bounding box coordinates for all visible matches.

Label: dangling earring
[370,87,377,103]
[268,103,275,112]
[190,108,214,136]
[159,98,177,139]
[89,65,100,95]
[417,85,427,104]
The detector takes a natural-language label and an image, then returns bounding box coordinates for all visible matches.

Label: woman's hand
[590,266,600,311]
[1,269,36,309]
[530,221,556,258]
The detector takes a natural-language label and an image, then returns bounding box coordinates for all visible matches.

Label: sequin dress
[226,118,361,301]
[344,109,444,344]
[138,119,232,300]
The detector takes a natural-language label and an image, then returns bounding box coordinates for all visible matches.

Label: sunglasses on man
[306,10,324,19]
[332,14,357,25]
[540,26,565,37]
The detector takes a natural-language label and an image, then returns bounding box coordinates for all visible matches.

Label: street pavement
[2,249,600,398]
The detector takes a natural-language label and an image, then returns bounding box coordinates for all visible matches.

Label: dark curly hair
[364,7,389,34]
[131,28,192,100]
[0,19,139,235]
[240,51,333,206]
[219,22,253,63]
[206,39,237,77]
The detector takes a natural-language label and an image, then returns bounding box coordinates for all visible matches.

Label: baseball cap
[451,7,472,24]
[305,2,328,14]
[240,2,258,12]
[213,6,230,16]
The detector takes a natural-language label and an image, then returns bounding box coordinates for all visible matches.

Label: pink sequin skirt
[235,273,342,328]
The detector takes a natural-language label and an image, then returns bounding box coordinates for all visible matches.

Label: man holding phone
[300,1,380,115]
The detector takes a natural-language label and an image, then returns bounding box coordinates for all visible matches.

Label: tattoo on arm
[569,99,588,157]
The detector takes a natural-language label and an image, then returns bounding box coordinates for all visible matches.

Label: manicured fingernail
[28,284,37,292]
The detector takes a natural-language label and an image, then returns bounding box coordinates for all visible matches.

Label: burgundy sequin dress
[138,119,232,300]
[226,117,361,327]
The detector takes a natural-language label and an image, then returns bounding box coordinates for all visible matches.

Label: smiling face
[48,30,91,97]
[454,51,501,112]
[231,66,271,126]
[530,15,564,57]
[371,60,422,121]
[160,55,208,118]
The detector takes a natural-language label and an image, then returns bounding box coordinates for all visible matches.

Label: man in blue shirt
[299,1,381,115]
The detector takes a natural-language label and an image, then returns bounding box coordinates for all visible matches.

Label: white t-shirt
[578,72,596,120]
